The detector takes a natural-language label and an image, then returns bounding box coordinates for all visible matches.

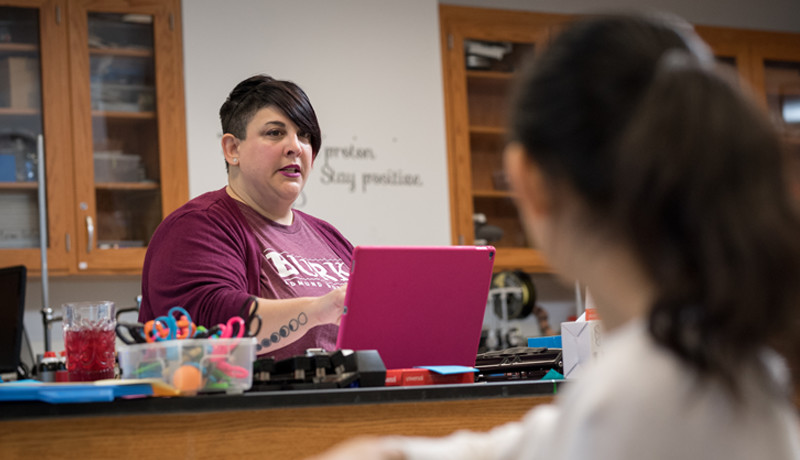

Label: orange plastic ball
[171,365,203,394]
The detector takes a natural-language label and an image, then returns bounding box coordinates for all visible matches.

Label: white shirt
[386,320,800,460]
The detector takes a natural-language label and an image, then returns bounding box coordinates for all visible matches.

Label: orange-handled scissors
[144,306,197,342]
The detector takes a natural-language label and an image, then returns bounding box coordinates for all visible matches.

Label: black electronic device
[250,349,386,391]
[474,346,562,382]
[0,265,27,378]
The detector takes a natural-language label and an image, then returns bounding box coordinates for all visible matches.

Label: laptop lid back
[0,265,27,375]
[336,246,495,369]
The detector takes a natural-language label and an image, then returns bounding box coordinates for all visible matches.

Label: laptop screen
[0,265,27,375]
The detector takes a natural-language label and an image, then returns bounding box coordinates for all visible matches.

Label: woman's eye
[265,129,283,137]
[298,132,311,141]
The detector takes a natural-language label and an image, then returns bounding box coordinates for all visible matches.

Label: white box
[93,151,145,182]
[561,320,603,379]
[0,56,41,109]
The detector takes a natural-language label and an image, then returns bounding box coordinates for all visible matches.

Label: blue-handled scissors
[145,306,196,342]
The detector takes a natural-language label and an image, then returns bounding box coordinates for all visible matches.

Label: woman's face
[232,106,314,209]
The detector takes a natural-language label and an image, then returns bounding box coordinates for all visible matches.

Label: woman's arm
[251,285,346,351]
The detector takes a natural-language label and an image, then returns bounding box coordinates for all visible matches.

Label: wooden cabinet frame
[439,5,569,272]
[0,0,188,276]
[441,5,800,273]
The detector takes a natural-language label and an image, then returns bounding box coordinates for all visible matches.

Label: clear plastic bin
[93,151,145,182]
[117,337,256,395]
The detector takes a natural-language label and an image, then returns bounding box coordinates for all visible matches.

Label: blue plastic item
[0,381,154,403]
[416,365,478,375]
[527,335,562,349]
[0,154,16,181]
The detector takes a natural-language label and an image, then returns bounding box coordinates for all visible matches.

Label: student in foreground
[308,12,800,460]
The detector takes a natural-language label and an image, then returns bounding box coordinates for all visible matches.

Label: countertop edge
[0,379,563,421]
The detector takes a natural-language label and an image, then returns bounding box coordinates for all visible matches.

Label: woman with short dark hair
[141,75,353,360]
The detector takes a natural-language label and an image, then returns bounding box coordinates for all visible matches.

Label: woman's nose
[284,133,303,156]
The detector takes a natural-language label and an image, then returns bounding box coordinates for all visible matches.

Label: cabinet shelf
[0,42,38,53]
[92,110,156,119]
[470,125,506,135]
[473,189,513,198]
[0,107,39,116]
[89,46,153,58]
[95,181,159,191]
[0,182,38,190]
[494,247,551,273]
[466,70,515,80]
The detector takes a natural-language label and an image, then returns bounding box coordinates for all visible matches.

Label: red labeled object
[385,369,404,386]
[385,368,475,386]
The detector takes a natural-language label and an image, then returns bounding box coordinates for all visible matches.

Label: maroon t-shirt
[140,188,353,360]
[236,202,349,358]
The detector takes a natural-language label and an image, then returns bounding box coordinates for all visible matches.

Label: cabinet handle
[86,216,94,254]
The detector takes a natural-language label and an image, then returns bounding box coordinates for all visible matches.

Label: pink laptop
[336,245,495,369]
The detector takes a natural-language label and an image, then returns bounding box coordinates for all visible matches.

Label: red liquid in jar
[64,327,116,381]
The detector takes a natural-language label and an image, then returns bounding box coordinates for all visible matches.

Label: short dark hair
[510,14,800,397]
[220,75,322,158]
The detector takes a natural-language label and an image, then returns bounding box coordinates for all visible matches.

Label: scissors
[116,322,148,344]
[144,306,197,342]
[207,316,250,380]
[239,295,263,338]
[219,316,246,339]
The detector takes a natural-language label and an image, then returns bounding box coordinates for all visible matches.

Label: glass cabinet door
[0,1,73,273]
[764,60,800,134]
[440,6,557,272]
[763,59,800,194]
[463,39,534,251]
[0,6,43,249]
[87,13,161,251]
[69,0,186,273]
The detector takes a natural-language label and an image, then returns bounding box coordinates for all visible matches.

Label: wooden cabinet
[697,26,800,196]
[441,5,800,273]
[439,6,569,272]
[0,0,187,276]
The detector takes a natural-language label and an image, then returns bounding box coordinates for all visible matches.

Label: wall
[183,0,450,247]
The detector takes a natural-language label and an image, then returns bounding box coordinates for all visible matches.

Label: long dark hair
[510,14,800,396]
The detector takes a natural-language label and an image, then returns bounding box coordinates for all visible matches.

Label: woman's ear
[221,133,239,167]
[504,142,551,219]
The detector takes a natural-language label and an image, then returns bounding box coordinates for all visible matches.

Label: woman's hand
[311,284,347,326]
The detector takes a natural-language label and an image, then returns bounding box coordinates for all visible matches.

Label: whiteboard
[182,0,451,246]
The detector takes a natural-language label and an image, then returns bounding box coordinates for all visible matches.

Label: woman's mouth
[279,165,301,178]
